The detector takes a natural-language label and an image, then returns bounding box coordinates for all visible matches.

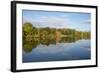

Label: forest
[23,22,91,52]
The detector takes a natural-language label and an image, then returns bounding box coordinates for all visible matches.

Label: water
[23,39,91,63]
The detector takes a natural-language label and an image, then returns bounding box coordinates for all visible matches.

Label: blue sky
[23,10,91,31]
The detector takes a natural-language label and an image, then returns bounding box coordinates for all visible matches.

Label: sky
[23,10,91,31]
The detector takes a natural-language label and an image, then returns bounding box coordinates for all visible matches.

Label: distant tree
[23,22,34,41]
[23,22,33,35]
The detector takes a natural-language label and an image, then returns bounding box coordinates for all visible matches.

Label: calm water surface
[23,39,91,63]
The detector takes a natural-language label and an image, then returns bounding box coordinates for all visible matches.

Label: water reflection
[23,39,90,62]
[23,36,90,53]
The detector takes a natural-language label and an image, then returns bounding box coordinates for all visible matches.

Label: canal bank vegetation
[23,22,91,52]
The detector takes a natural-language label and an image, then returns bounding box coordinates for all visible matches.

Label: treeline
[23,22,90,42]
[23,22,91,52]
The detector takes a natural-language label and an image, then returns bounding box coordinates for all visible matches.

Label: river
[23,38,91,63]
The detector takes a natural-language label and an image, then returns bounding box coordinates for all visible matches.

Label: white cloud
[23,15,91,31]
[23,16,70,28]
[23,16,33,24]
[81,19,91,24]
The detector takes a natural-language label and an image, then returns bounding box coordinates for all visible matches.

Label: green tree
[23,22,34,42]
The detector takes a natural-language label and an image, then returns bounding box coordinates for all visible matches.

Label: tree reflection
[23,36,90,53]
[23,22,91,53]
